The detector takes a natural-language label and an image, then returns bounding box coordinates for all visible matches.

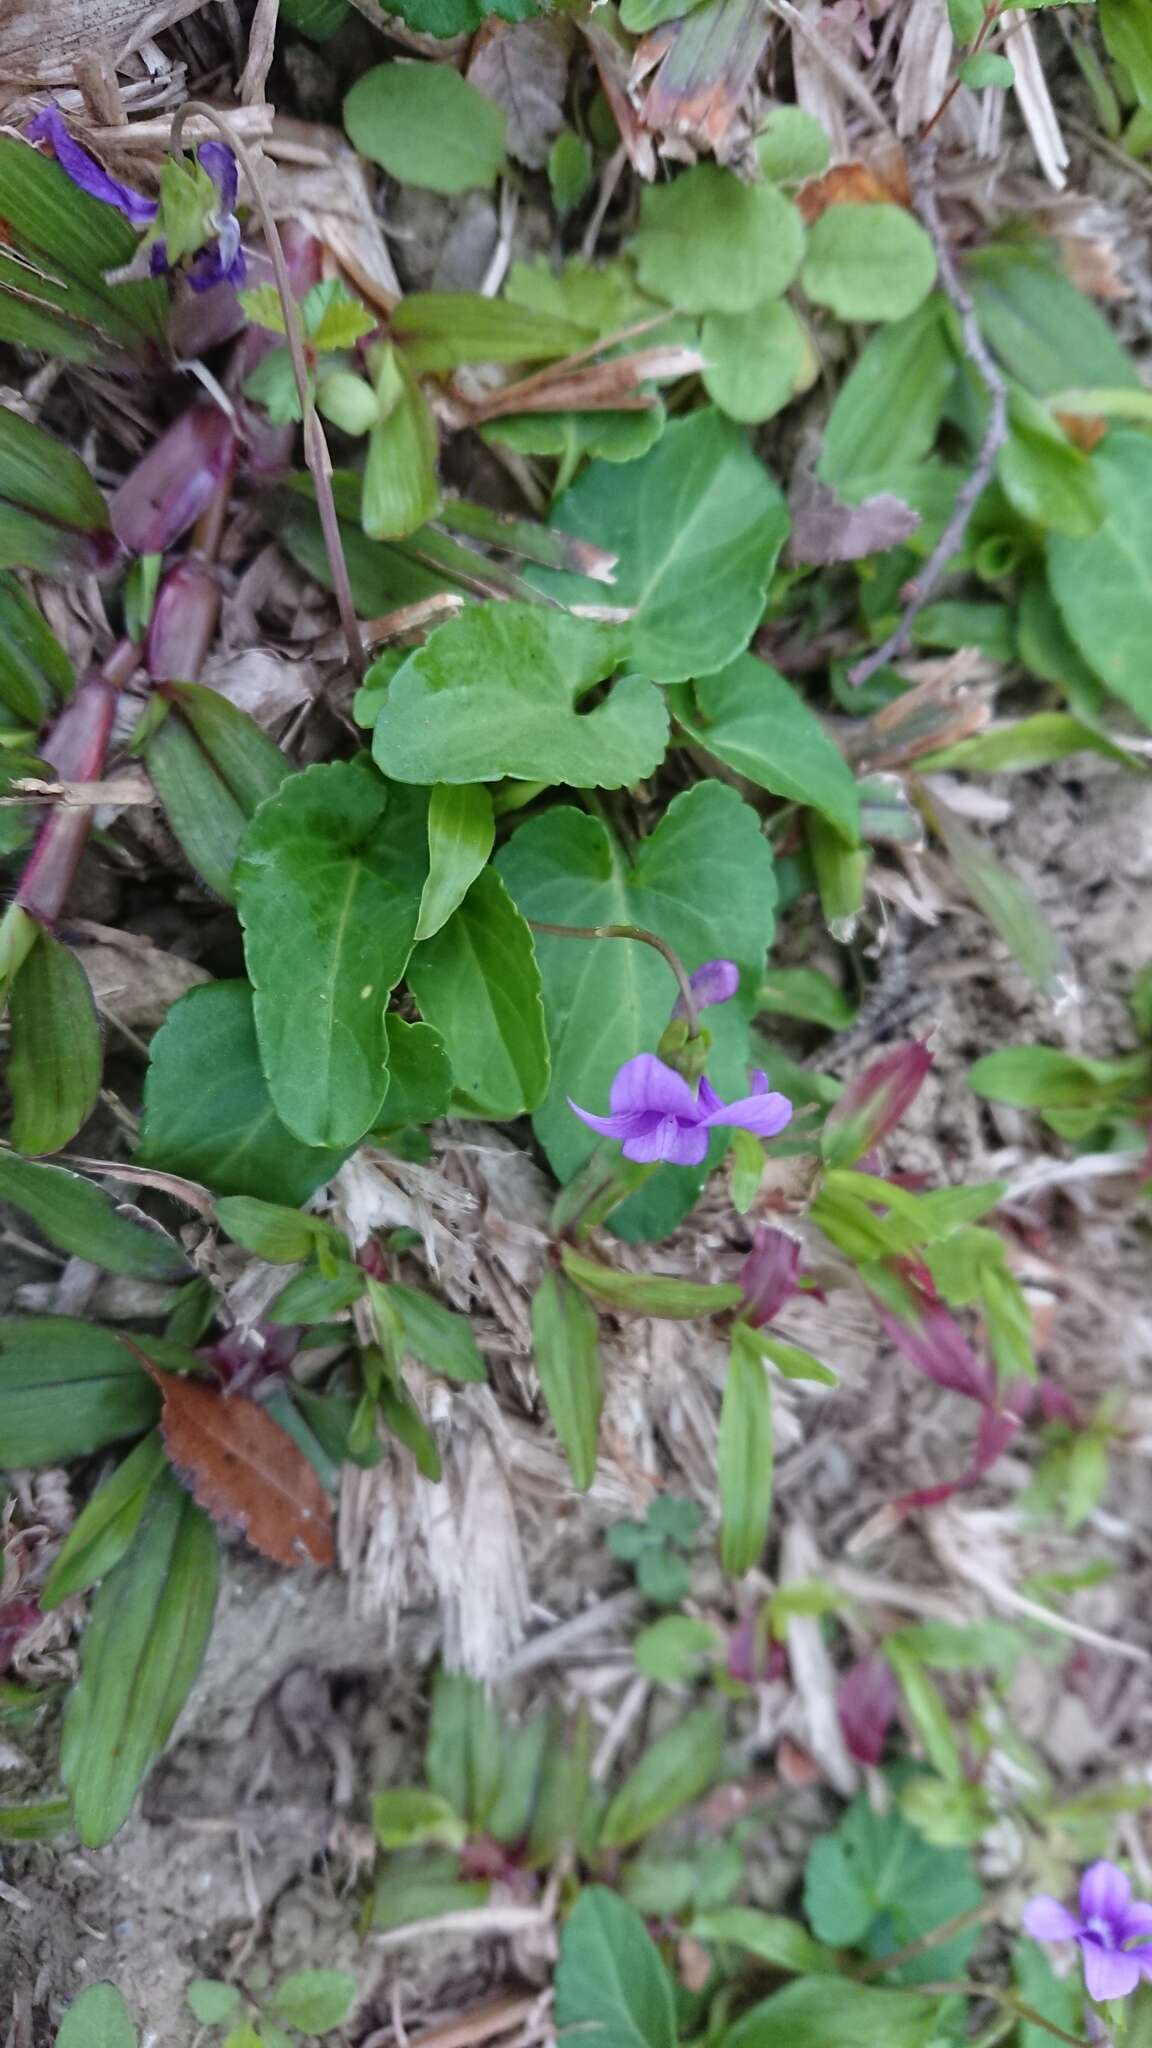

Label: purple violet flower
[26,107,159,228]
[569,1052,793,1167]
[671,958,740,1022]
[1023,1861,1152,2003]
[26,110,245,291]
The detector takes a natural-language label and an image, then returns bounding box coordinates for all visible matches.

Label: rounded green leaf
[702,300,811,424]
[344,63,506,193]
[670,655,860,844]
[268,1971,358,2034]
[373,605,668,789]
[801,204,936,323]
[532,410,790,685]
[55,1984,138,2048]
[634,165,805,315]
[755,107,831,183]
[186,1981,241,2025]
[138,982,350,1203]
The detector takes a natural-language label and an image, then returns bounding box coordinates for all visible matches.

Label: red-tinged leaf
[868,1262,995,1406]
[893,1403,1022,1514]
[727,1607,788,1685]
[151,1368,334,1567]
[738,1225,802,1329]
[821,1042,933,1168]
[838,1653,900,1765]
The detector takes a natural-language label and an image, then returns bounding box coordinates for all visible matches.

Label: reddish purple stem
[15,642,136,927]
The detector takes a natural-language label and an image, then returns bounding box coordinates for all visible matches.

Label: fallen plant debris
[0,0,1151,2040]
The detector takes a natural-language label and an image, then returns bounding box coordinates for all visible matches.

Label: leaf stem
[168,99,365,681]
[912,1982,1089,2048]
[527,918,701,1036]
[855,1899,998,1978]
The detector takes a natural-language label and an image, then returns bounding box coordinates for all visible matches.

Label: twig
[361,1994,538,2048]
[847,141,1008,689]
[169,101,365,681]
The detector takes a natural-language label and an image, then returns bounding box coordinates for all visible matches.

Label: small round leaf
[634,165,805,315]
[344,64,506,193]
[801,203,937,323]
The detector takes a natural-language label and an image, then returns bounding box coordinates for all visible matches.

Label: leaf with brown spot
[153,1370,334,1568]
[1053,410,1108,453]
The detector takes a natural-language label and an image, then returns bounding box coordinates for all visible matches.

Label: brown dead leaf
[797,159,910,222]
[788,470,920,565]
[64,922,211,1033]
[153,1369,335,1568]
[635,0,769,160]
[467,18,572,171]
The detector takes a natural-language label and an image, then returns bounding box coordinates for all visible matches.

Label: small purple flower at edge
[671,958,740,1022]
[569,1052,793,1168]
[26,109,246,292]
[1024,1861,1152,2003]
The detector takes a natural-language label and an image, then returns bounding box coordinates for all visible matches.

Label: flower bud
[110,404,236,555]
[738,1226,802,1328]
[838,1654,899,1765]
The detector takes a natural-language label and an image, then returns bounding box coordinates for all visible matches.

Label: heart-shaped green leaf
[531,411,789,683]
[373,604,668,789]
[236,759,427,1147]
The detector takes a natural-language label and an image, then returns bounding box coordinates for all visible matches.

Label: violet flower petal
[1121,1903,1152,1954]
[1022,1898,1081,1943]
[703,1086,793,1140]
[1081,1942,1142,2004]
[567,1103,659,1142]
[197,139,239,212]
[671,958,739,1020]
[625,1115,709,1167]
[27,107,159,229]
[1081,1862,1132,1926]
[609,1053,699,1121]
